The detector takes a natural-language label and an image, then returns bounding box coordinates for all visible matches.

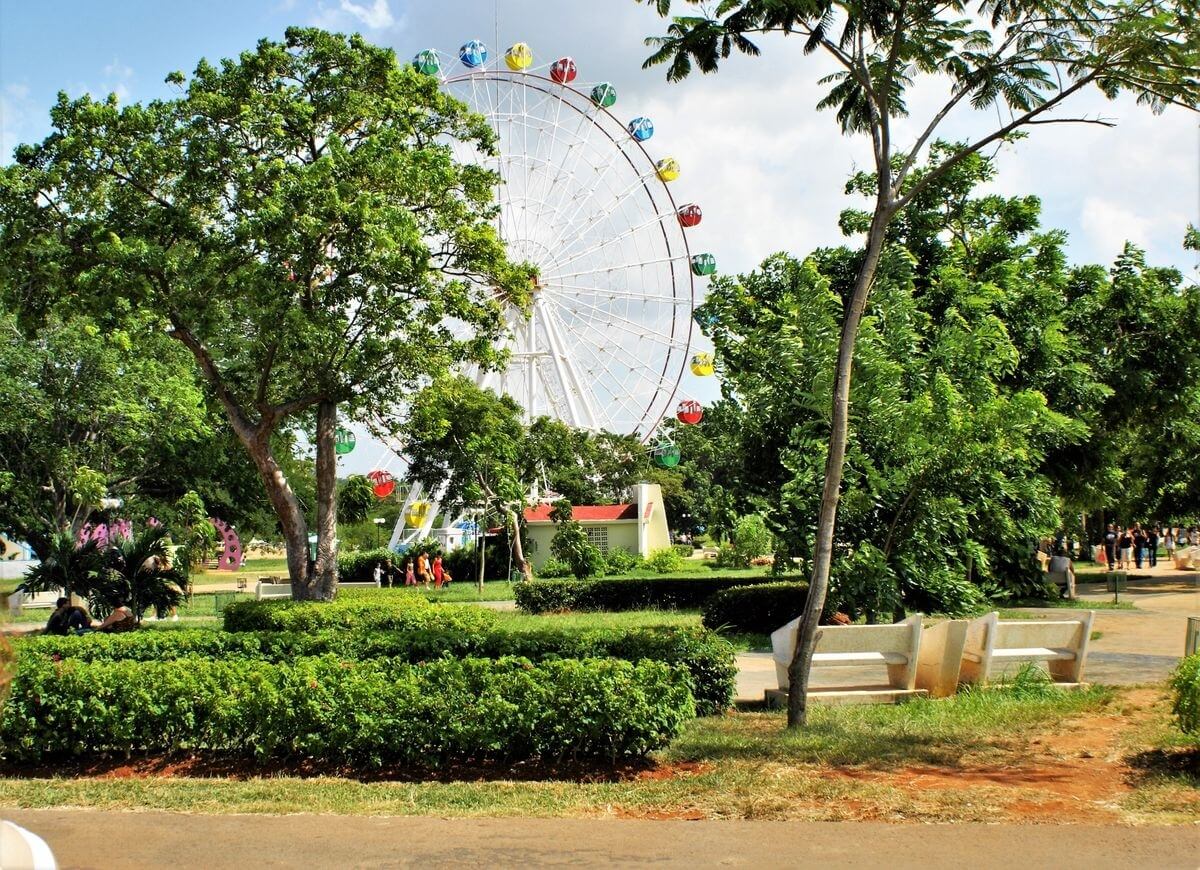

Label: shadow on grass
[1126,747,1200,786]
[0,752,665,784]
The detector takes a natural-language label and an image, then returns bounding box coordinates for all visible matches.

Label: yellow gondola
[404,501,431,528]
[690,353,715,376]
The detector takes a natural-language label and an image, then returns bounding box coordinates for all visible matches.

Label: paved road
[5,810,1198,870]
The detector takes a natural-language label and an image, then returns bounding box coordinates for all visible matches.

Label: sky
[2,0,1198,475]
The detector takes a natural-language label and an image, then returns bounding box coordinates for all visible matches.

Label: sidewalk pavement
[4,810,1197,870]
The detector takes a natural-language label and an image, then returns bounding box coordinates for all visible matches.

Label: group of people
[43,597,136,636]
[371,552,453,589]
[1100,524,1198,570]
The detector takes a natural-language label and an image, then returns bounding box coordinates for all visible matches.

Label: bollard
[1187,617,1200,657]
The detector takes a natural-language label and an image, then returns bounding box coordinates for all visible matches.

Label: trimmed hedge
[1171,652,1200,736]
[0,655,694,765]
[222,595,496,634]
[514,574,801,614]
[701,582,809,634]
[18,625,736,715]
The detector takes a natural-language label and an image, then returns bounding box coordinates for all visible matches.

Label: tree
[639,0,1200,726]
[92,525,187,623]
[18,532,103,604]
[170,490,217,595]
[1,28,529,600]
[0,308,208,557]
[402,377,534,585]
[548,499,605,578]
[337,476,377,526]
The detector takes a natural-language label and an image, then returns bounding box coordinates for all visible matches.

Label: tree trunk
[786,205,891,728]
[477,514,487,592]
[240,432,310,589]
[306,400,339,601]
[507,508,532,582]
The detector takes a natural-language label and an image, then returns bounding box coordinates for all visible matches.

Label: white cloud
[0,83,36,160]
[339,0,394,30]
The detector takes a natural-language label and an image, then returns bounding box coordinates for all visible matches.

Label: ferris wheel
[387,40,717,550]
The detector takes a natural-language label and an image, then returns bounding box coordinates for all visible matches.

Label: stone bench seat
[963,646,1076,663]
[812,651,909,666]
[960,612,1093,686]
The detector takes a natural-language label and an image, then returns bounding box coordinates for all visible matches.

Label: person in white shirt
[1048,548,1076,599]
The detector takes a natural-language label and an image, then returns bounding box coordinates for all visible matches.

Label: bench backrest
[255,582,293,600]
[963,611,1093,684]
[813,619,920,656]
[993,618,1086,651]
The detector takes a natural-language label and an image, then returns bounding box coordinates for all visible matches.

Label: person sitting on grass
[92,601,136,634]
[44,597,90,635]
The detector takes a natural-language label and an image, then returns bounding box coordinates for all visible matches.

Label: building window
[584,526,609,553]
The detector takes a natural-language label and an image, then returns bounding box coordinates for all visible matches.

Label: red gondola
[676,400,704,425]
[550,57,577,84]
[677,204,702,228]
[367,470,396,499]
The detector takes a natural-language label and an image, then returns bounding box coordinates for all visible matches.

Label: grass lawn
[0,684,1193,824]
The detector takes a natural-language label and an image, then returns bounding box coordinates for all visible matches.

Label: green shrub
[536,558,574,579]
[514,574,801,615]
[18,625,735,716]
[645,548,685,574]
[336,548,401,582]
[711,542,740,569]
[1170,653,1200,736]
[222,595,496,634]
[672,544,693,558]
[701,582,808,634]
[602,548,643,575]
[0,655,695,765]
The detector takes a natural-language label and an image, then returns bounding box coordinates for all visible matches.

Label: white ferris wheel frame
[389,52,700,551]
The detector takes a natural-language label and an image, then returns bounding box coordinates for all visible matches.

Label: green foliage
[18,624,736,716]
[18,532,103,602]
[709,515,774,569]
[336,548,402,582]
[171,491,217,582]
[1170,653,1200,737]
[536,558,574,579]
[549,500,605,579]
[645,547,685,574]
[91,525,187,621]
[337,477,376,526]
[0,655,694,765]
[701,582,809,634]
[602,548,644,576]
[0,309,208,554]
[827,541,903,623]
[222,594,495,634]
[514,574,803,614]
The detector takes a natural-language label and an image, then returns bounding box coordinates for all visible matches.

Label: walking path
[4,809,1197,870]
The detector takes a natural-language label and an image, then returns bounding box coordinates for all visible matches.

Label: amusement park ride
[340,39,720,553]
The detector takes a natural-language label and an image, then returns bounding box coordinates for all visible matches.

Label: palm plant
[17,531,103,603]
[93,525,186,623]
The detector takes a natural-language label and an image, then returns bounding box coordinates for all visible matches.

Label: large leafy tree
[0,308,208,557]
[1,28,529,600]
[639,0,1200,725]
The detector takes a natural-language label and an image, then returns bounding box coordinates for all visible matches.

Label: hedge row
[513,574,802,614]
[18,625,736,715]
[222,594,496,634]
[0,655,694,765]
[701,582,809,634]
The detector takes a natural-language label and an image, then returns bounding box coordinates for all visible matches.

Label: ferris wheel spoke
[547,207,688,273]
[561,336,668,429]
[544,282,691,305]
[545,255,690,283]
[547,293,691,353]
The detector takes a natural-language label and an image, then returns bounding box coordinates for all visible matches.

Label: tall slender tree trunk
[786,204,892,728]
[307,400,339,601]
[239,432,310,590]
[507,508,532,581]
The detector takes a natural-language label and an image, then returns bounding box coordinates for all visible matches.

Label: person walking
[1165,527,1177,562]
[1147,526,1160,568]
[1103,524,1118,572]
[416,552,430,588]
[404,558,416,587]
[1132,524,1146,569]
[1117,526,1133,570]
[432,554,445,589]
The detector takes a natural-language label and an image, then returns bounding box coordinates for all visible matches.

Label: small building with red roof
[522,482,671,569]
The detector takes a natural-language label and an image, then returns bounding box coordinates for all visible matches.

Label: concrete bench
[960,611,1093,687]
[7,589,63,616]
[254,579,381,600]
[768,614,925,705]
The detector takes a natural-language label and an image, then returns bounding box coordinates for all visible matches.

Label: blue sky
[2,0,1198,475]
